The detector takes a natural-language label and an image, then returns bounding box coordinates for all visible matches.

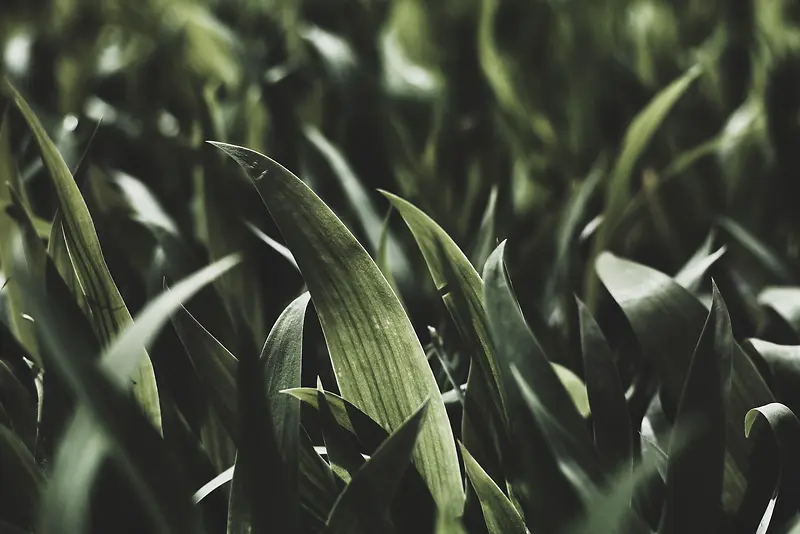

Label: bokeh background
[3,1,800,530]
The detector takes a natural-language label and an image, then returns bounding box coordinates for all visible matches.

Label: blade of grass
[244,221,299,272]
[317,384,366,484]
[484,242,600,479]
[283,388,389,453]
[674,230,726,292]
[597,254,771,512]
[326,400,430,534]
[210,142,463,517]
[659,285,727,534]
[382,191,507,488]
[576,298,632,473]
[261,292,311,524]
[742,403,800,532]
[459,443,526,534]
[0,112,38,362]
[586,65,702,308]
[170,305,239,438]
[3,79,162,431]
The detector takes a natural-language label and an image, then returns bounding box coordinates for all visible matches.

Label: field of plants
[3,0,800,533]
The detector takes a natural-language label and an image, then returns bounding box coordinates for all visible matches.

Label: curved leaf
[245,221,299,271]
[586,65,702,306]
[596,252,773,511]
[484,242,600,480]
[577,298,632,472]
[228,292,309,534]
[659,285,727,534]
[193,466,234,504]
[742,403,800,533]
[171,305,239,437]
[382,191,503,415]
[459,444,527,534]
[381,190,507,490]
[674,236,726,293]
[282,388,388,452]
[758,287,800,336]
[210,142,463,517]
[326,400,430,534]
[317,385,366,484]
[0,113,38,362]
[3,79,163,431]
[509,366,586,532]
[262,292,311,500]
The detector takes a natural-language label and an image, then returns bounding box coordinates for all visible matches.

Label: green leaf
[742,403,800,533]
[229,294,305,534]
[317,384,366,484]
[0,113,38,362]
[283,388,389,453]
[15,263,218,534]
[483,242,600,479]
[674,232,726,293]
[227,292,311,533]
[171,305,239,437]
[717,217,793,284]
[659,285,728,534]
[5,195,91,466]
[596,253,773,511]
[326,399,430,534]
[38,410,107,534]
[47,211,86,312]
[381,190,506,492]
[758,287,800,335]
[297,431,340,527]
[509,366,586,532]
[193,466,234,504]
[382,191,503,416]
[261,293,311,517]
[566,459,655,534]
[245,221,299,271]
[459,443,527,534]
[210,142,463,517]
[303,126,411,285]
[745,340,800,416]
[576,298,632,472]
[587,65,702,307]
[2,79,162,431]
[0,425,42,531]
[552,363,591,419]
[435,513,467,534]
[470,185,498,271]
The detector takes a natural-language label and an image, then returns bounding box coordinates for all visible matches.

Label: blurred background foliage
[4,0,800,529]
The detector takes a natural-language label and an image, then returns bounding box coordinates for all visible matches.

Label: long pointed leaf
[326,400,430,534]
[596,252,773,511]
[210,142,463,517]
[587,65,702,307]
[3,79,162,430]
[577,298,632,472]
[659,285,727,534]
[459,444,526,534]
[484,242,600,479]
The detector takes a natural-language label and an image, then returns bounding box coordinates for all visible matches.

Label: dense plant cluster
[3,0,800,533]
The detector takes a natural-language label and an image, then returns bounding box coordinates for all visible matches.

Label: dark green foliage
[5,1,800,533]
